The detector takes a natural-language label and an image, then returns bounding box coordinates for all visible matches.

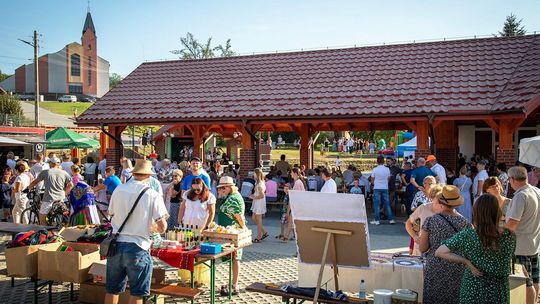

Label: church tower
[82,11,97,96]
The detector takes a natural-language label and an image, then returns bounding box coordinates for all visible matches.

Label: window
[70,54,80,76]
[88,56,92,85]
[69,84,83,94]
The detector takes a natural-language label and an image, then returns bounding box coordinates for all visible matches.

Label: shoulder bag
[100,187,149,257]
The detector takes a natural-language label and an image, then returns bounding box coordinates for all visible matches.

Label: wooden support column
[105,126,126,170]
[415,120,431,159]
[192,126,202,159]
[99,131,108,161]
[225,138,238,162]
[239,126,256,179]
[299,124,312,169]
[496,119,517,165]
[71,148,79,159]
[433,120,458,170]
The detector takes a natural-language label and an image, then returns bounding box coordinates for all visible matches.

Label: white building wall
[0,76,15,92]
[47,50,67,93]
[458,125,475,159]
[96,57,110,98]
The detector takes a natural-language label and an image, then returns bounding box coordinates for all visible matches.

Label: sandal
[219,285,238,296]
[261,232,269,240]
[281,236,288,243]
[252,238,262,243]
[275,234,283,239]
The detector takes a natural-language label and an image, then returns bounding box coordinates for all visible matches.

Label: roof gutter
[100,124,124,160]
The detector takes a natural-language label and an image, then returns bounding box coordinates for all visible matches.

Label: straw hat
[132,159,154,175]
[437,185,464,207]
[216,176,235,188]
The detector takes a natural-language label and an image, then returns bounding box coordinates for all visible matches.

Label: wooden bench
[79,281,202,303]
[246,282,373,304]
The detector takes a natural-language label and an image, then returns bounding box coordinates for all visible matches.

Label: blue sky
[1,0,539,77]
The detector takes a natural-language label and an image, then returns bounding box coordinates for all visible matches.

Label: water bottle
[359,279,366,299]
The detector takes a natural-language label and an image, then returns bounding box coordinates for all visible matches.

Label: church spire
[82,11,96,35]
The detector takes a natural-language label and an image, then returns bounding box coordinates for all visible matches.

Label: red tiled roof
[77,35,540,125]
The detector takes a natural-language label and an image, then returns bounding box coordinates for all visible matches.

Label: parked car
[18,95,35,101]
[57,95,77,102]
[81,96,96,103]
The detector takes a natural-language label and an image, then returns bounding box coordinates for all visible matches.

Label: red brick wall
[415,148,432,160]
[437,147,458,171]
[106,147,122,171]
[496,149,516,166]
[239,148,256,179]
[38,55,48,93]
[259,144,271,161]
[15,65,26,92]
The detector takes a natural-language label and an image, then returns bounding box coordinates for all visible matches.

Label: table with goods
[150,221,252,304]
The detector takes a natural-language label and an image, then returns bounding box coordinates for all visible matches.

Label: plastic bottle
[359,279,366,299]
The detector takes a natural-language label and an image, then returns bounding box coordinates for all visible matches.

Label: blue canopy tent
[397,137,417,158]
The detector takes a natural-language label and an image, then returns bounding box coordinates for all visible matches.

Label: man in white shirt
[105,159,168,304]
[472,160,489,199]
[98,155,107,178]
[426,155,446,185]
[320,168,337,193]
[6,152,16,170]
[60,155,74,177]
[370,156,394,225]
[30,153,49,191]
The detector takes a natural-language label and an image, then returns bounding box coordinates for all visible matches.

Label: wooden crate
[202,230,252,247]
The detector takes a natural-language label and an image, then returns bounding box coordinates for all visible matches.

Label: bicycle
[21,188,70,227]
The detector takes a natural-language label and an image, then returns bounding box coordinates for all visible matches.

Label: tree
[0,94,23,118]
[109,73,123,90]
[499,14,526,37]
[0,69,11,82]
[171,32,235,59]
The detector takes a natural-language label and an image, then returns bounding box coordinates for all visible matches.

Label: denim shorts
[106,242,153,297]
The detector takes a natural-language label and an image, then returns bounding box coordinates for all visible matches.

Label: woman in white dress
[178,177,216,229]
[250,168,268,243]
[13,162,31,224]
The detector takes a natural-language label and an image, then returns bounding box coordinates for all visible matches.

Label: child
[95,178,109,218]
[276,184,290,241]
[350,178,363,195]
[71,165,83,185]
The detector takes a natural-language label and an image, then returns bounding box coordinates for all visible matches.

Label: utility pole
[33,30,39,127]
[19,31,39,127]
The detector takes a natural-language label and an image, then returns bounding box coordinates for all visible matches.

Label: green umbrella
[45,127,100,149]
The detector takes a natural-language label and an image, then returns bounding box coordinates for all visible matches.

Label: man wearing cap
[472,160,489,199]
[505,166,540,304]
[426,155,446,185]
[27,156,73,225]
[182,158,211,192]
[105,159,168,304]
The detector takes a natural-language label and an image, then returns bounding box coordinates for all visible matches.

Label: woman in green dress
[216,176,246,296]
[436,193,516,304]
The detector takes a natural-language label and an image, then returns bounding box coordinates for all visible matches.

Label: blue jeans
[106,242,153,297]
[373,189,393,221]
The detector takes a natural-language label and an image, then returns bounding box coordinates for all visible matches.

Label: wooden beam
[431,120,443,129]
[509,117,526,133]
[404,121,416,131]
[484,119,500,133]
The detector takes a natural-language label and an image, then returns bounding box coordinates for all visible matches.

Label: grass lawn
[37,101,93,116]
[271,148,378,171]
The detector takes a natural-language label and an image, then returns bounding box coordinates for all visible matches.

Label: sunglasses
[192,188,202,192]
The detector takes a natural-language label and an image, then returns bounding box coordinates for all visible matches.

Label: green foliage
[109,73,123,89]
[0,69,10,82]
[0,94,23,117]
[171,32,235,59]
[499,14,526,37]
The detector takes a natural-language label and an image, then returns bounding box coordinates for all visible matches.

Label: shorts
[515,254,539,287]
[39,200,54,215]
[280,212,288,224]
[106,242,153,297]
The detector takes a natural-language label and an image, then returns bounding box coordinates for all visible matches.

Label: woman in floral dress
[436,194,516,304]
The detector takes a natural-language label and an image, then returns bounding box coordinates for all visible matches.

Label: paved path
[20,101,75,127]
[0,211,410,303]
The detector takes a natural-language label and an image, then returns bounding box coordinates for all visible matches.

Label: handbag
[100,187,149,257]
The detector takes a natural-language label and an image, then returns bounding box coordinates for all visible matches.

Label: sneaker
[369,220,380,225]
[389,220,396,225]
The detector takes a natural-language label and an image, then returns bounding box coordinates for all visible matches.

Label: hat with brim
[217,176,235,188]
[132,159,154,175]
[437,185,464,207]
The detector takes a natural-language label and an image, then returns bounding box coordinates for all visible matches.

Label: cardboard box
[79,281,164,304]
[88,260,166,284]
[5,243,60,278]
[38,242,100,283]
